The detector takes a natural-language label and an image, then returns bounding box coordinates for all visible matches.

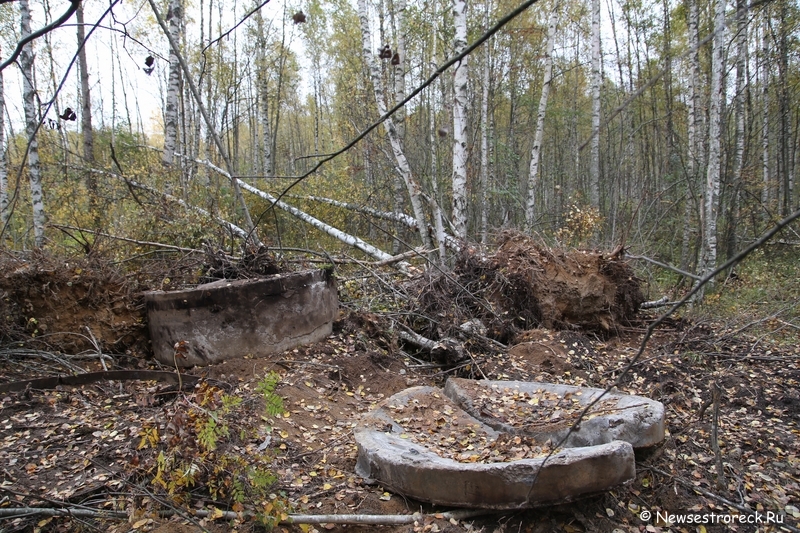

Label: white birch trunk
[292,195,419,227]
[291,194,462,251]
[393,0,407,138]
[761,15,770,210]
[525,6,558,232]
[238,182,392,262]
[162,0,183,167]
[147,0,259,244]
[730,0,747,255]
[187,157,395,261]
[589,0,601,210]
[451,0,469,240]
[479,0,492,244]
[255,10,274,177]
[0,50,7,226]
[682,0,702,271]
[390,0,408,254]
[88,167,250,240]
[19,0,46,247]
[428,4,447,262]
[699,0,726,288]
[357,0,433,251]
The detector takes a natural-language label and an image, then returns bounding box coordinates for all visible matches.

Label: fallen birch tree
[192,158,397,264]
[82,167,250,240]
[289,194,462,252]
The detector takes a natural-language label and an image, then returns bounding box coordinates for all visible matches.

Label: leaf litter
[0,249,799,532]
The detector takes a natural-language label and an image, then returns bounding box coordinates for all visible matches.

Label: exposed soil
[0,248,798,532]
[406,232,644,347]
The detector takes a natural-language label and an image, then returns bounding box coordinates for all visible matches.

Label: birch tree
[162,0,183,168]
[761,13,771,212]
[429,5,447,261]
[357,0,433,251]
[524,5,558,232]
[255,9,274,177]
[728,0,747,258]
[589,0,601,210]
[451,0,468,239]
[76,4,93,164]
[0,45,7,227]
[75,3,99,229]
[392,0,407,137]
[19,0,46,247]
[699,0,726,288]
[682,0,703,271]
[777,0,791,215]
[479,0,492,244]
[147,0,259,244]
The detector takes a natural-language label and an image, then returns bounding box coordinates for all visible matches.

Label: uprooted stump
[408,232,644,344]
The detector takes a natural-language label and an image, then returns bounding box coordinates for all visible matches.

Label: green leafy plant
[136,379,287,522]
[256,371,285,417]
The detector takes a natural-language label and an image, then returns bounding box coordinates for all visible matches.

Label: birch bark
[589,0,601,210]
[699,0,726,289]
[451,0,469,239]
[429,10,446,261]
[525,6,557,232]
[479,0,492,243]
[162,0,183,167]
[392,0,407,138]
[761,15,770,211]
[255,10,274,177]
[728,0,747,257]
[357,0,433,251]
[682,0,703,271]
[0,48,6,226]
[20,0,46,247]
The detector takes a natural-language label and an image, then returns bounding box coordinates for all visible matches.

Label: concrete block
[444,378,665,449]
[144,269,338,366]
[355,385,641,509]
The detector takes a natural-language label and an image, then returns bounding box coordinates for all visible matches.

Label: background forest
[1,1,800,531]
[0,0,797,283]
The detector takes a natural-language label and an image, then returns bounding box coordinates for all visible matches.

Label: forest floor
[0,246,799,533]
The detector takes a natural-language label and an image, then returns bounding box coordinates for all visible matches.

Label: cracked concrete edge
[444,378,666,449]
[355,425,636,509]
[354,386,637,509]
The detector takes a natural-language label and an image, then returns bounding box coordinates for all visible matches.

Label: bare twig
[524,207,800,506]
[626,254,703,281]
[82,326,111,371]
[50,224,202,254]
[710,381,725,490]
[649,467,800,533]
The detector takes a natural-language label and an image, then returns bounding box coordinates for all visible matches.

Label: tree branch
[0,0,79,73]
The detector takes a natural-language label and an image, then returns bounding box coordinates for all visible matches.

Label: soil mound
[0,251,147,355]
[410,232,644,344]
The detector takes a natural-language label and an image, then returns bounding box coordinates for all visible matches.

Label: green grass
[694,247,800,347]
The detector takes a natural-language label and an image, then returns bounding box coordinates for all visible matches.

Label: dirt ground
[1,248,799,532]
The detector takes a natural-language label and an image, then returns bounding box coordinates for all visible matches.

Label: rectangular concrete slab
[145,269,338,366]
